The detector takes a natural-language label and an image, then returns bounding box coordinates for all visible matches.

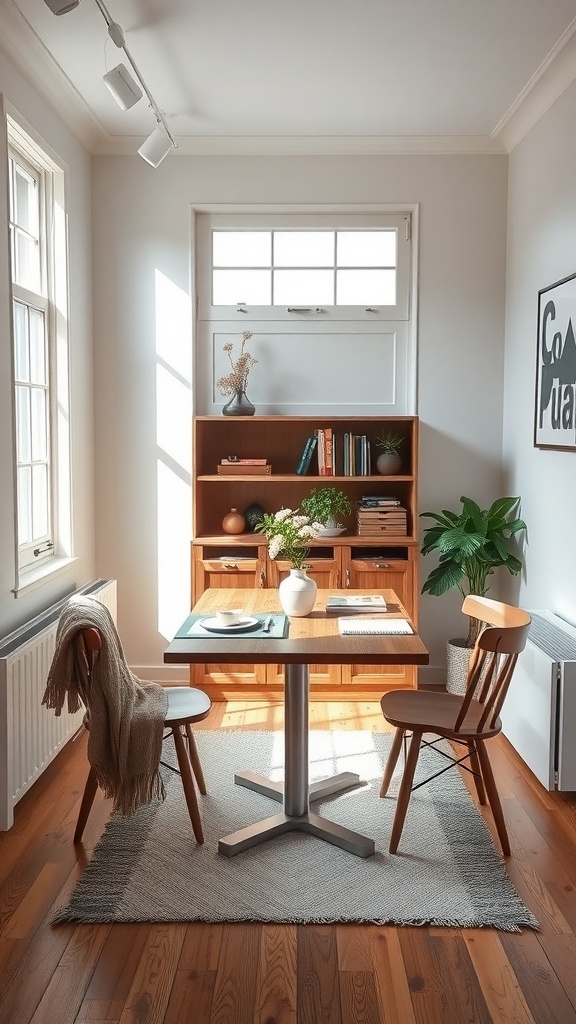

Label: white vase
[278,568,317,617]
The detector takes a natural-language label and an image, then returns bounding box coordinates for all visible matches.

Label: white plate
[315,526,346,537]
[199,615,260,634]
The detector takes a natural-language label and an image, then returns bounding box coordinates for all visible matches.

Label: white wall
[91,153,508,681]
[504,81,576,622]
[0,51,95,638]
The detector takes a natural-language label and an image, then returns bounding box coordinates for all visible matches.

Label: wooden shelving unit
[192,415,419,699]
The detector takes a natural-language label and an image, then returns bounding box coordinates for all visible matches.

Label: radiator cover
[500,609,576,791]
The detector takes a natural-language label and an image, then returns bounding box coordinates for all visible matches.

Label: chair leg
[476,739,510,856]
[172,725,204,844]
[380,728,405,797]
[389,730,423,854]
[185,723,207,795]
[74,765,98,843]
[467,742,487,805]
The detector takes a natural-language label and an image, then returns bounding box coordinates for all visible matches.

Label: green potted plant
[375,430,404,475]
[301,486,352,535]
[420,495,527,692]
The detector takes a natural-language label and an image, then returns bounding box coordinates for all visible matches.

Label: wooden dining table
[164,588,429,859]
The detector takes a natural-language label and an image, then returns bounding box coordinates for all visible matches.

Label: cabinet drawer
[201,558,259,574]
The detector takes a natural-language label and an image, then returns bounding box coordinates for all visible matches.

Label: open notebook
[338,617,413,635]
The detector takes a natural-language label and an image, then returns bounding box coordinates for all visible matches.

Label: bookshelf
[192,415,419,699]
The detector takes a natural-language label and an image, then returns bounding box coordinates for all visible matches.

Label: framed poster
[534,271,576,449]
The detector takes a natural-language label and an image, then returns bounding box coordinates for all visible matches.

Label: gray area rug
[54,730,538,931]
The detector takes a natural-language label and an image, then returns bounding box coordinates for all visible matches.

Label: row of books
[296,431,376,476]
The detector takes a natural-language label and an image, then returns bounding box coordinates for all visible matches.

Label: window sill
[13,556,78,599]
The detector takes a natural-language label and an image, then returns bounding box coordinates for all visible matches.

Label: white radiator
[0,579,117,830]
[500,609,576,791]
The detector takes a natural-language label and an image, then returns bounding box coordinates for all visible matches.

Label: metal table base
[218,663,376,858]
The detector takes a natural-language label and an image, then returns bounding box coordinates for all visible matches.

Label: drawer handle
[346,569,350,588]
[375,562,390,568]
[222,562,237,569]
[260,569,265,587]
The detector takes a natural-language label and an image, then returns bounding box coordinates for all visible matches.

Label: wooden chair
[73,626,211,844]
[379,595,531,855]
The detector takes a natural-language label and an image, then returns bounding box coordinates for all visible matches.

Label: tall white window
[7,119,71,586]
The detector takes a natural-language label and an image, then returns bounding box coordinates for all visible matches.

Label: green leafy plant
[375,430,403,456]
[420,495,527,645]
[256,508,320,569]
[301,487,352,527]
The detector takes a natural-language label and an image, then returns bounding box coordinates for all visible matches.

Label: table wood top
[164,588,429,666]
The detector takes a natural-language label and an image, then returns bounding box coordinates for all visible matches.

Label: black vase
[222,390,255,416]
[243,502,265,532]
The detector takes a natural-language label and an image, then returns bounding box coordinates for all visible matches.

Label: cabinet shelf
[192,414,420,699]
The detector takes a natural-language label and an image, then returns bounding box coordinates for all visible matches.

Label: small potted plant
[420,495,527,692]
[256,507,322,615]
[375,430,403,475]
[301,487,352,535]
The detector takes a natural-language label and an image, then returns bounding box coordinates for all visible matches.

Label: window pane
[274,269,334,305]
[16,386,31,461]
[213,269,271,305]
[213,232,271,267]
[14,163,39,238]
[29,309,46,384]
[18,466,32,543]
[336,269,396,305]
[31,388,47,461]
[337,231,397,267]
[15,229,41,291]
[13,301,29,382]
[32,464,49,539]
[274,232,334,267]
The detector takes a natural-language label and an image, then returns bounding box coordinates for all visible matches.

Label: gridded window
[212,229,398,307]
[7,122,70,582]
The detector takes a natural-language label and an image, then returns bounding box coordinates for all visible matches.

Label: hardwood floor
[1,700,576,1024]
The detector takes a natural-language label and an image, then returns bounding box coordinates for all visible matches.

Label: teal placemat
[174,612,289,640]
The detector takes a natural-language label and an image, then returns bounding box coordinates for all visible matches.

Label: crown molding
[0,0,105,151]
[493,18,576,152]
[94,134,506,157]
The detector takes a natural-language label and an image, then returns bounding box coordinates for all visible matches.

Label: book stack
[326,594,387,615]
[356,496,407,536]
[342,433,371,475]
[217,458,271,475]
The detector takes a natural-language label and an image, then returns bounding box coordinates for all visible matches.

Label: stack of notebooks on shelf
[217,458,271,475]
[356,496,408,536]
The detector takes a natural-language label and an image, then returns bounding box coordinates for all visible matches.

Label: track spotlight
[103,63,143,110]
[43,0,80,12]
[138,125,174,168]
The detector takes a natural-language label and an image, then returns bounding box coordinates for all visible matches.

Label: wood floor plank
[117,924,187,1024]
[462,930,538,1024]
[538,935,576,1008]
[178,923,223,972]
[163,969,216,1024]
[210,923,261,1024]
[297,925,342,1024]
[370,928,418,1024]
[254,924,297,1024]
[500,929,576,1024]
[28,924,112,1024]
[339,970,381,1024]
[399,927,493,1024]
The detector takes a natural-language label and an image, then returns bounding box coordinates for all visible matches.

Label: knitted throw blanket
[42,595,169,817]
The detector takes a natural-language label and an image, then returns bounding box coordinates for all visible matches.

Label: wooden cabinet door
[191,547,268,689]
[340,552,417,689]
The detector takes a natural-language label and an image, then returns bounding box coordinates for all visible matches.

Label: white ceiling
[2,0,576,155]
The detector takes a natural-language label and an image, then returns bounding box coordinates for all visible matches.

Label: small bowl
[215,608,244,627]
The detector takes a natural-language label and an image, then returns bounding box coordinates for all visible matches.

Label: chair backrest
[73,626,102,708]
[455,595,531,734]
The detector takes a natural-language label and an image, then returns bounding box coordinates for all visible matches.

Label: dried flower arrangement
[217,331,257,396]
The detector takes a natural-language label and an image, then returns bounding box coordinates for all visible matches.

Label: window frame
[7,113,73,594]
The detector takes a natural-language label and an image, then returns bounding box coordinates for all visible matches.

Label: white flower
[291,515,311,528]
[268,535,283,559]
[274,508,294,521]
